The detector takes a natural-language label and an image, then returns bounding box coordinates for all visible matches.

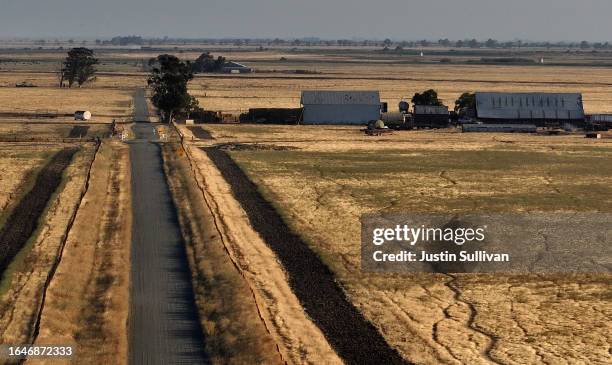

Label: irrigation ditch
[202,146,410,365]
[0,141,101,354]
[0,147,79,275]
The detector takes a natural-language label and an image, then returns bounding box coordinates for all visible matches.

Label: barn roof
[301,91,380,105]
[222,61,250,69]
[475,92,584,120]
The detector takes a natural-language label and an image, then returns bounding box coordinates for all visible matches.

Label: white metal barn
[301,91,381,124]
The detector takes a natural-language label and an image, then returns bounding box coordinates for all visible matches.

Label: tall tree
[454,92,476,112]
[147,54,198,123]
[412,89,443,106]
[191,52,226,73]
[62,48,98,88]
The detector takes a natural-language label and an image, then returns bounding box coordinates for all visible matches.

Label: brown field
[189,65,612,114]
[162,143,285,365]
[189,124,612,365]
[189,56,612,114]
[0,145,57,220]
[0,85,135,123]
[0,44,611,364]
[0,49,141,363]
[32,141,131,365]
[0,144,95,347]
[0,123,111,141]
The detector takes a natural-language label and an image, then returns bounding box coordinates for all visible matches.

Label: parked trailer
[462,123,537,133]
[587,114,612,123]
[587,114,612,129]
[409,105,450,128]
[74,110,92,121]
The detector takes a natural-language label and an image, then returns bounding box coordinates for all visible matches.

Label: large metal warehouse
[301,91,381,124]
[475,92,585,126]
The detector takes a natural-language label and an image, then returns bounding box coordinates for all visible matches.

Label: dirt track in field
[204,147,409,365]
[0,147,77,275]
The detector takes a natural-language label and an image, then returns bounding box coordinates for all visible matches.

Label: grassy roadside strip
[30,140,131,364]
[161,142,283,365]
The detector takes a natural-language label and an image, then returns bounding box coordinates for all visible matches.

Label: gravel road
[128,89,209,364]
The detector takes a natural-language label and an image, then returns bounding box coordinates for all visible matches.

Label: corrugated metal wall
[475,92,585,120]
[302,105,380,124]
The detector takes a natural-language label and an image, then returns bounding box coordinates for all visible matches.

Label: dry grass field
[0,85,135,123]
[0,144,57,220]
[0,54,143,122]
[0,48,140,363]
[0,123,111,141]
[0,144,95,347]
[189,54,612,114]
[32,141,131,365]
[1,43,611,364]
[162,144,285,365]
[195,124,612,365]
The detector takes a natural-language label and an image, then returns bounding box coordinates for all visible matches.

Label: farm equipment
[363,120,393,136]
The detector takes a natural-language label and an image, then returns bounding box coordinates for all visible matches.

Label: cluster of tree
[440,39,612,50]
[20,37,612,50]
[454,93,476,112]
[409,89,477,115]
[378,38,612,51]
[105,36,144,46]
[59,48,98,88]
[412,89,443,106]
[147,54,199,122]
[191,52,227,73]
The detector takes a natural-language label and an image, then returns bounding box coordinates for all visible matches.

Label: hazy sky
[1,0,611,41]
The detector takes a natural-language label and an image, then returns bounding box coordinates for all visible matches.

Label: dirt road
[128,89,208,364]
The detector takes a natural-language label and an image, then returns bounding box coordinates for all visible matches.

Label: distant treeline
[90,36,612,50]
[23,36,612,51]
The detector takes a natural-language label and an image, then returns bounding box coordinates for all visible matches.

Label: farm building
[301,91,381,124]
[222,61,252,73]
[587,114,612,128]
[462,124,537,133]
[475,92,585,127]
[411,105,450,128]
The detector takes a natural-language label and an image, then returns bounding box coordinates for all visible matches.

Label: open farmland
[0,143,95,347]
[0,144,58,219]
[0,83,136,123]
[190,124,612,364]
[0,53,142,123]
[0,41,611,364]
[189,52,612,114]
[0,123,111,141]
